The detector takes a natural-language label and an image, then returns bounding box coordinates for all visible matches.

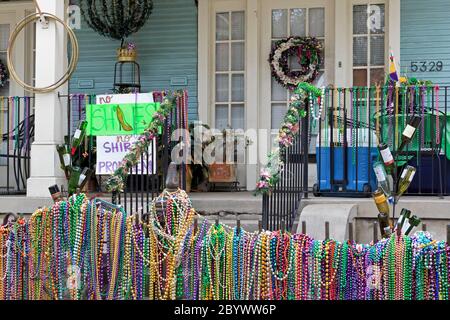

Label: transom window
[352,3,386,86]
[214,11,245,131]
[270,7,325,130]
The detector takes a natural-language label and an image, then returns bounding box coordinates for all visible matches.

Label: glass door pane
[290,8,306,36]
[272,9,288,38]
[309,8,325,37]
[0,24,10,97]
[0,24,9,51]
[214,11,246,130]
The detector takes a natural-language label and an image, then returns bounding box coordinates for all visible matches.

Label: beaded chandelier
[79,0,154,42]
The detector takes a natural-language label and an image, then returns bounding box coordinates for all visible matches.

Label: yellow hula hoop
[7,12,79,94]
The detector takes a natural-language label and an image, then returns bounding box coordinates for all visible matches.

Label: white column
[27,0,68,197]
[245,0,259,191]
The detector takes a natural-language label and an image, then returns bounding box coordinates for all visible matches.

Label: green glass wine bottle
[402,215,421,236]
[395,208,411,231]
[68,166,82,195]
[71,120,88,156]
[398,115,422,152]
[56,144,71,179]
[78,167,93,191]
[395,165,416,203]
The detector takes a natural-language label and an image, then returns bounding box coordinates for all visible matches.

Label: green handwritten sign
[86,103,160,136]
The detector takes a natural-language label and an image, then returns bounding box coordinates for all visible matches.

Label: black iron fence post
[302,103,309,198]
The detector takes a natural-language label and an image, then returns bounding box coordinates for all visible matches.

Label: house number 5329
[410,61,443,72]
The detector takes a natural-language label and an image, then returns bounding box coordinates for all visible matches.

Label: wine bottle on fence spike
[71,120,88,156]
[64,135,71,150]
[398,115,422,152]
[395,208,411,231]
[378,143,395,172]
[56,144,71,179]
[378,211,393,238]
[48,184,63,203]
[402,215,421,236]
[395,165,417,203]
[78,167,93,191]
[68,166,82,195]
[373,189,393,238]
[373,161,392,198]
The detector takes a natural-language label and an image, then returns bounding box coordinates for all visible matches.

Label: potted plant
[207,127,252,191]
[187,122,215,192]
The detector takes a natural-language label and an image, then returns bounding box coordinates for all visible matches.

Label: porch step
[200,214,260,233]
[301,196,450,219]
[188,192,262,215]
[0,196,53,214]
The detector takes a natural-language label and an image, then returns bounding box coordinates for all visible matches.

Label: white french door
[211,0,247,187]
[260,0,333,152]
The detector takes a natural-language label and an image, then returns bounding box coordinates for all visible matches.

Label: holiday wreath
[0,59,8,88]
[269,36,323,90]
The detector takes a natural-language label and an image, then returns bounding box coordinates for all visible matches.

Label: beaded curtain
[0,192,448,300]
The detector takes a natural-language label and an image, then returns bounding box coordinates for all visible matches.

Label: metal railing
[314,86,450,197]
[262,85,450,231]
[262,109,310,231]
[0,97,34,195]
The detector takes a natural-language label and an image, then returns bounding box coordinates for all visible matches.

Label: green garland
[105,91,183,193]
[255,82,321,195]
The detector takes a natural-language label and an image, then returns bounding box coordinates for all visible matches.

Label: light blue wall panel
[401,0,450,86]
[70,0,198,121]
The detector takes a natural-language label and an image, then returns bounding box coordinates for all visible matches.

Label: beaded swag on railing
[0,191,448,300]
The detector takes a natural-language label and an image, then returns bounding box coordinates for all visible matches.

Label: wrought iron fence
[262,109,310,231]
[314,85,450,197]
[262,85,450,231]
[0,97,34,195]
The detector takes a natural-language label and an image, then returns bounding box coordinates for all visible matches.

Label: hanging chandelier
[79,0,154,42]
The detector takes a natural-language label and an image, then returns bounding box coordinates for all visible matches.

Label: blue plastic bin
[407,154,450,195]
[314,128,378,196]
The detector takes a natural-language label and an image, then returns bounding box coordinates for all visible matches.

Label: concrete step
[302,195,450,219]
[0,196,53,214]
[188,191,262,214]
[200,215,261,233]
[300,196,450,242]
